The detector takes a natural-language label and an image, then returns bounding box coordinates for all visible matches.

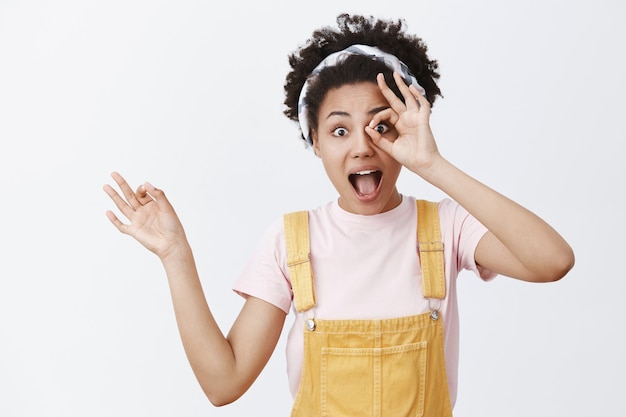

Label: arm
[103,172,286,405]
[414,160,574,282]
[367,73,575,282]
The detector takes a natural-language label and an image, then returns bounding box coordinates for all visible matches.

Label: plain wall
[1,0,624,415]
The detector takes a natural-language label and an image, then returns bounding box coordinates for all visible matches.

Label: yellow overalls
[284,200,453,417]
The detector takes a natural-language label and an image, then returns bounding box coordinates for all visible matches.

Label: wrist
[159,239,193,265]
[408,153,448,184]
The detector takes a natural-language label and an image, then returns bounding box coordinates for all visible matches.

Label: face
[312,82,402,215]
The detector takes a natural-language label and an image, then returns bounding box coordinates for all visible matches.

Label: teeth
[354,170,376,175]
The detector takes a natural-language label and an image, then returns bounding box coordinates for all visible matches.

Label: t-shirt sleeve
[440,198,498,281]
[232,218,293,314]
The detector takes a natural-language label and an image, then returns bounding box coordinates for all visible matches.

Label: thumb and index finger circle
[141,181,174,211]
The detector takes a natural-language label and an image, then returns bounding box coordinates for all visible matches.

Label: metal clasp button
[305,318,316,331]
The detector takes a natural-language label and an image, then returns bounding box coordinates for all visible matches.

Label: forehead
[319,82,387,115]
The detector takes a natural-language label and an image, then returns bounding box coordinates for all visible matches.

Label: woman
[104,13,574,416]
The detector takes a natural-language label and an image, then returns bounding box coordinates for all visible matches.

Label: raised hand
[366,72,442,176]
[103,172,188,259]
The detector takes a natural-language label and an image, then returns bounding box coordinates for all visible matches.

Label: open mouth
[349,170,382,196]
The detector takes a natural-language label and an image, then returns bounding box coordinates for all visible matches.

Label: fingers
[365,124,394,155]
[369,107,399,128]
[102,181,136,221]
[103,172,159,220]
[135,183,154,206]
[392,72,421,110]
[105,172,158,207]
[376,73,404,109]
[104,171,175,221]
[372,72,431,130]
[142,181,174,213]
[377,72,429,112]
[409,84,431,112]
[109,171,143,210]
[104,209,130,234]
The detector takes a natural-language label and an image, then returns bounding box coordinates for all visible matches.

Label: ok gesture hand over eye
[366,72,442,178]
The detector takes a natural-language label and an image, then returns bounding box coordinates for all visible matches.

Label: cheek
[318,154,346,183]
[386,159,403,180]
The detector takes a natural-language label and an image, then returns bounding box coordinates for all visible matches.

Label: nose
[350,127,375,159]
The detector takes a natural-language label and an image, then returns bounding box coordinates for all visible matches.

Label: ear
[311,130,321,157]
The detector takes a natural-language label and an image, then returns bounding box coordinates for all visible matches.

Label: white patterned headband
[297,44,426,147]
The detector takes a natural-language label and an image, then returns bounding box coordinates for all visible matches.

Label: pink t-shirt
[233,195,495,407]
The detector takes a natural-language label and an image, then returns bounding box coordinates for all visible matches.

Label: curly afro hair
[283,13,442,144]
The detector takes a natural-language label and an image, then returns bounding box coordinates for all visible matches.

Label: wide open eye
[332,127,348,137]
[374,123,389,134]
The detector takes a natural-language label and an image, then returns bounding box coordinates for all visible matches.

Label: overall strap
[284,201,444,312]
[416,200,446,300]
[283,210,316,312]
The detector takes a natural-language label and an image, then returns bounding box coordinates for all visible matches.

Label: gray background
[1,0,624,415]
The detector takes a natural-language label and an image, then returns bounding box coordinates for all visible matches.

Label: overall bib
[284,200,453,417]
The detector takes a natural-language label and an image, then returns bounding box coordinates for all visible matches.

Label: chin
[341,190,401,215]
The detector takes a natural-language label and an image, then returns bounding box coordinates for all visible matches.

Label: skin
[103,71,574,406]
[312,82,403,216]
[365,72,574,281]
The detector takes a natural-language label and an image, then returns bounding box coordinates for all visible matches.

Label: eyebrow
[325,106,390,120]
